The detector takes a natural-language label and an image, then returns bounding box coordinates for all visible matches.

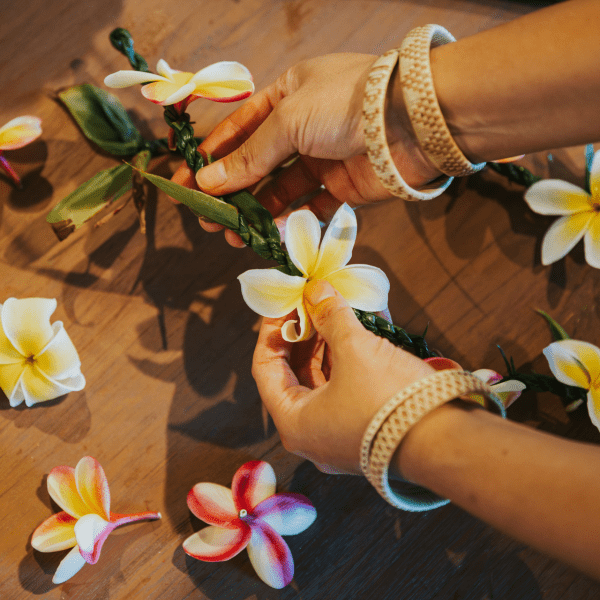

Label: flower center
[25,355,35,365]
[238,509,248,519]
[593,202,600,213]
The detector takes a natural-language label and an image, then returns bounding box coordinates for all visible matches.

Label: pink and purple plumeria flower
[183,460,316,589]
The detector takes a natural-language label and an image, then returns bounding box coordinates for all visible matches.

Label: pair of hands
[172,54,440,474]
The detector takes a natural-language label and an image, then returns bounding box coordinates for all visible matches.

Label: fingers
[252,316,310,424]
[289,332,327,389]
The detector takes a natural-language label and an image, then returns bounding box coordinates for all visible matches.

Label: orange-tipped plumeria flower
[31,456,161,584]
[104,59,254,113]
[0,116,42,187]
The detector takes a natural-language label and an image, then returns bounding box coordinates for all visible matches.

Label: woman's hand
[172,53,441,247]
[252,279,435,474]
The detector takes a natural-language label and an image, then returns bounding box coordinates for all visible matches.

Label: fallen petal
[53,545,86,584]
[75,457,111,520]
[0,116,42,150]
[247,522,294,589]
[232,461,276,513]
[35,322,81,379]
[541,212,593,265]
[187,482,237,527]
[183,524,251,561]
[254,493,316,536]
[238,269,305,318]
[524,180,591,215]
[31,512,77,553]
[47,466,90,519]
[0,302,23,364]
[543,340,596,389]
[20,363,85,406]
[74,513,113,564]
[0,363,26,407]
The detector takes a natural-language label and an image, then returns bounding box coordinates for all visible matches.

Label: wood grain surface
[1,1,599,599]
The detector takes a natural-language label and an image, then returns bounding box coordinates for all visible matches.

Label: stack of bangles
[360,25,506,511]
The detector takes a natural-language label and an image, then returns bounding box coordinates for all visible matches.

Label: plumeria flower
[183,461,316,589]
[424,357,524,409]
[543,339,600,430]
[0,116,42,187]
[104,59,254,112]
[524,150,600,267]
[0,298,85,407]
[31,456,161,584]
[238,203,390,342]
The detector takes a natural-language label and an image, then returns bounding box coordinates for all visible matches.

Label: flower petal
[160,82,197,106]
[238,269,305,318]
[53,545,87,584]
[191,61,253,84]
[31,512,77,552]
[584,215,600,269]
[543,339,600,389]
[1,298,56,358]
[183,523,251,562]
[524,180,592,215]
[156,59,178,80]
[232,461,276,513]
[74,513,114,564]
[75,457,110,520]
[312,203,357,279]
[35,322,81,379]
[20,363,85,406]
[587,387,600,432]
[589,150,600,200]
[472,369,503,385]
[187,483,237,528]
[425,357,463,371]
[323,265,389,311]
[541,212,593,265]
[284,210,321,277]
[47,465,91,519]
[254,493,316,536]
[0,116,42,151]
[1,363,27,406]
[191,81,254,102]
[491,379,527,394]
[0,312,23,364]
[141,81,184,104]
[247,522,294,589]
[104,70,168,88]
[281,299,315,343]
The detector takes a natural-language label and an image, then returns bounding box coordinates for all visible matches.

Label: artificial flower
[524,150,600,267]
[543,339,600,430]
[31,456,161,584]
[238,203,390,342]
[104,59,254,110]
[0,298,85,407]
[0,116,42,187]
[183,461,316,589]
[424,357,525,408]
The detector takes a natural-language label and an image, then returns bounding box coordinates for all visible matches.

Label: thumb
[195,107,296,195]
[304,280,370,352]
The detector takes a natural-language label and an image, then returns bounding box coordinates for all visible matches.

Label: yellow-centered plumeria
[238,204,390,342]
[0,298,85,406]
[544,339,600,431]
[104,59,254,108]
[524,150,600,268]
[0,116,42,187]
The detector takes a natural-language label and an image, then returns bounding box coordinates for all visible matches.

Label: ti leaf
[537,309,570,341]
[59,84,145,156]
[47,163,133,240]
[130,167,239,230]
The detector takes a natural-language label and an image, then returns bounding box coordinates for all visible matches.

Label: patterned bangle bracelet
[361,370,506,511]
[363,49,453,201]
[400,24,486,177]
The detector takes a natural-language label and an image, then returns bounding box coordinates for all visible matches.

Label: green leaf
[585,144,595,194]
[225,189,280,240]
[59,84,144,156]
[47,163,133,239]
[131,167,239,230]
[537,309,570,341]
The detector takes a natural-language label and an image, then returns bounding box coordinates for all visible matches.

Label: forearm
[390,0,600,164]
[395,400,600,579]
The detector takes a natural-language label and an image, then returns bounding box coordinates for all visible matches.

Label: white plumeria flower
[238,204,390,342]
[104,59,254,107]
[472,369,526,409]
[543,339,600,431]
[0,298,85,406]
[524,150,600,267]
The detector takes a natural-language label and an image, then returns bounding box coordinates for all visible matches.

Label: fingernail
[196,162,226,190]
[305,280,335,306]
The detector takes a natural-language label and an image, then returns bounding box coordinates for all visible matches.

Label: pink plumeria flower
[31,456,161,584]
[104,59,254,113]
[183,461,316,589]
[0,116,42,187]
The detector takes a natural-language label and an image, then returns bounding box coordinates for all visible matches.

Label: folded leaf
[59,85,144,156]
[131,167,239,230]
[47,164,133,240]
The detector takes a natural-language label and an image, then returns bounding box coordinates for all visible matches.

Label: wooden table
[2,0,599,598]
